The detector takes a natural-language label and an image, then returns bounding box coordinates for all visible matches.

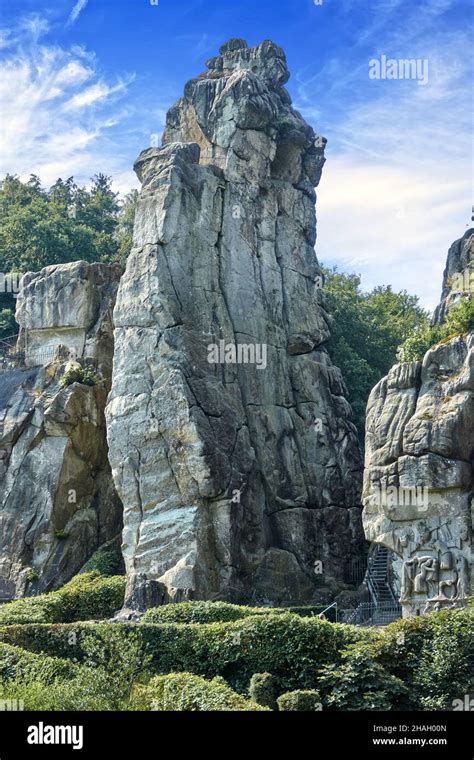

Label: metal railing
[0,341,72,372]
[344,557,368,585]
[341,602,401,627]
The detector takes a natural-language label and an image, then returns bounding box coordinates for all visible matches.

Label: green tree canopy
[321,267,428,440]
[0,173,136,340]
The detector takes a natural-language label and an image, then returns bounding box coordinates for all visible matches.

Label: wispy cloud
[66,0,89,29]
[0,14,136,192]
[297,0,471,310]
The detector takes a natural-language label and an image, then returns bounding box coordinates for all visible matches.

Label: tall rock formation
[106,39,365,611]
[363,231,473,617]
[0,262,123,599]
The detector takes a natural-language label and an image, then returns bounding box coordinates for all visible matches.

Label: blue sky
[0,0,472,309]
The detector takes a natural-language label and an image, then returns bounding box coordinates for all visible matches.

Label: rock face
[106,39,365,610]
[432,229,473,325]
[16,261,122,377]
[363,236,473,617]
[0,262,122,599]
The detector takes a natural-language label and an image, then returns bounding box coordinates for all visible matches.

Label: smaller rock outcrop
[432,228,473,324]
[362,233,473,617]
[0,262,123,598]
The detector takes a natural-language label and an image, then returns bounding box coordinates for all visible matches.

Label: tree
[398,295,473,363]
[115,189,139,265]
[0,173,122,275]
[321,267,427,441]
[0,173,131,339]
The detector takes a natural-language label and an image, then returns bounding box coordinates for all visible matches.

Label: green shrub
[374,608,474,710]
[277,690,322,711]
[397,324,443,362]
[0,632,151,711]
[249,672,278,709]
[317,642,407,710]
[132,673,268,711]
[0,615,368,694]
[1,602,469,711]
[0,642,79,683]
[398,296,473,362]
[444,294,474,334]
[79,545,124,577]
[81,627,152,698]
[141,601,286,625]
[0,572,125,626]
[60,365,101,388]
[0,667,125,711]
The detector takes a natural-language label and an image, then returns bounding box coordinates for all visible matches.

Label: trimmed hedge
[141,601,287,625]
[0,614,369,694]
[0,642,79,683]
[277,690,322,711]
[141,602,335,624]
[0,572,125,626]
[249,672,278,709]
[0,668,125,711]
[1,579,471,711]
[132,673,268,711]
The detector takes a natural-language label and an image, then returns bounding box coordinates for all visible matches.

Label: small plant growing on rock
[54,529,70,540]
[60,364,101,388]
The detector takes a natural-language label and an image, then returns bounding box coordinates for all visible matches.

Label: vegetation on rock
[398,296,473,362]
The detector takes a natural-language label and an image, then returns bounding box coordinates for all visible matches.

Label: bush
[141,601,286,625]
[0,642,79,684]
[0,632,151,711]
[317,642,407,710]
[60,365,101,388]
[0,572,125,626]
[249,672,278,709]
[444,294,474,334]
[131,673,268,711]
[398,296,473,362]
[0,667,125,711]
[0,602,470,711]
[0,615,368,694]
[81,627,152,699]
[79,545,124,577]
[277,690,322,711]
[374,608,474,710]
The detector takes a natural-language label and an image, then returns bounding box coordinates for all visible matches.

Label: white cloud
[67,0,89,29]
[296,4,470,312]
[316,158,470,310]
[63,78,132,110]
[0,15,135,193]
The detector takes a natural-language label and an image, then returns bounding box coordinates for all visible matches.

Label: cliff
[106,39,365,611]
[0,262,123,598]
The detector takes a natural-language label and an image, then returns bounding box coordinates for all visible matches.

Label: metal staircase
[344,545,401,626]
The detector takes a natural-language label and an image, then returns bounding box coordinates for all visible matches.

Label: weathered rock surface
[0,262,122,599]
[432,228,473,325]
[363,236,473,617]
[106,39,365,610]
[16,261,122,377]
